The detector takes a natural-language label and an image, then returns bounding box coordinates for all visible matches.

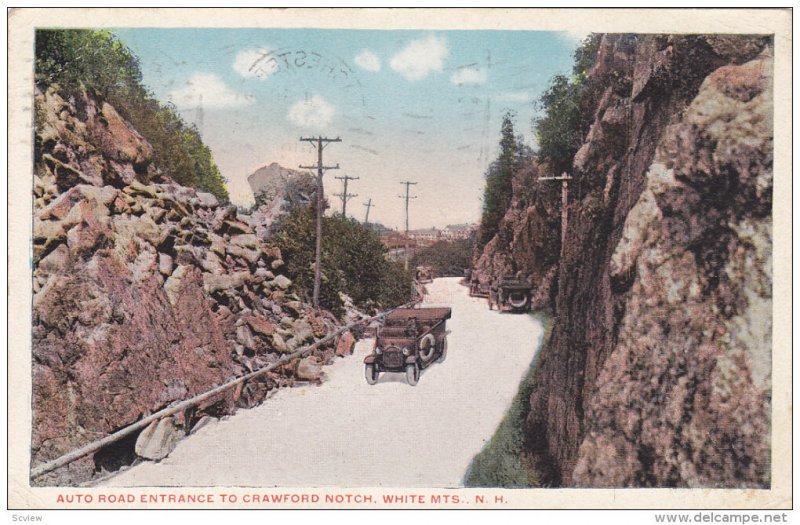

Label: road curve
[104,277,543,488]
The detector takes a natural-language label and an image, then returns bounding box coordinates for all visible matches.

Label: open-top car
[364,306,452,386]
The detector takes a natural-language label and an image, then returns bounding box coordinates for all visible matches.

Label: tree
[478,112,520,248]
[533,34,601,176]
[273,207,414,316]
[34,29,229,202]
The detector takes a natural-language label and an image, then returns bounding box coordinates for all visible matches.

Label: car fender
[405,356,418,365]
[364,355,376,365]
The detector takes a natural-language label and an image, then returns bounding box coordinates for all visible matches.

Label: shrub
[273,207,414,316]
[34,29,229,202]
[411,237,474,277]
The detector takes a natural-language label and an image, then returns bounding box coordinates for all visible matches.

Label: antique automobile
[490,276,533,313]
[364,306,452,386]
[415,265,434,284]
[469,271,490,298]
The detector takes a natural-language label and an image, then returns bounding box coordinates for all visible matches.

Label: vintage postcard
[7,7,792,512]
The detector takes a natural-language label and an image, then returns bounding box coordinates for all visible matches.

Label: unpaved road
[105,277,543,487]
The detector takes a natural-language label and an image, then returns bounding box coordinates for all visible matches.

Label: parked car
[364,306,452,386]
[490,276,533,313]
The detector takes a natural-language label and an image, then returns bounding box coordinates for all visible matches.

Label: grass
[462,309,553,488]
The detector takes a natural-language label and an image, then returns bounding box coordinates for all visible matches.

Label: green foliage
[533,34,601,176]
[273,207,414,315]
[478,112,521,248]
[463,309,553,487]
[34,29,229,202]
[411,237,474,277]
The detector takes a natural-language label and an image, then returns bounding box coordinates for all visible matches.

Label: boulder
[270,274,292,290]
[163,265,189,306]
[236,325,257,351]
[37,244,70,274]
[271,332,290,354]
[296,356,323,382]
[202,271,250,294]
[158,253,173,277]
[135,417,183,460]
[336,331,356,357]
[245,316,276,337]
[194,192,219,208]
[227,244,261,265]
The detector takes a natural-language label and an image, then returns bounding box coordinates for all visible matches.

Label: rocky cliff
[474,34,772,487]
[32,86,354,485]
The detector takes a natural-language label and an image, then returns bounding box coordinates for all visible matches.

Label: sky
[113,28,583,230]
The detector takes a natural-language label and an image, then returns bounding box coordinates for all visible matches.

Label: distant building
[407,227,440,245]
[441,223,476,241]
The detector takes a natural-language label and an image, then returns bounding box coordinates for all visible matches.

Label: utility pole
[300,136,341,309]
[399,181,418,271]
[363,198,374,225]
[538,172,573,256]
[334,174,359,217]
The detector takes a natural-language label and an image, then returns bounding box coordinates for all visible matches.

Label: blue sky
[114,28,583,229]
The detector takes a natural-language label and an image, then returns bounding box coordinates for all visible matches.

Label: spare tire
[508,292,528,309]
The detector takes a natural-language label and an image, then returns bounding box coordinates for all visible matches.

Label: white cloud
[450,67,487,86]
[390,35,449,81]
[168,73,252,109]
[233,47,277,79]
[354,49,381,72]
[499,91,531,102]
[287,95,335,129]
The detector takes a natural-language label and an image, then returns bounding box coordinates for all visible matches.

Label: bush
[411,237,474,277]
[35,29,229,202]
[533,34,601,176]
[273,207,414,316]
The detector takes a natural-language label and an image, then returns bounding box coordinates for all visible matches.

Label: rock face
[572,49,773,488]
[246,162,316,239]
[473,34,772,487]
[31,86,343,485]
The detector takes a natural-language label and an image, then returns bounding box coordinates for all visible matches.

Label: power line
[334,174,359,217]
[299,136,342,309]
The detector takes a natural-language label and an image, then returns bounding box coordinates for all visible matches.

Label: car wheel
[436,336,447,363]
[365,364,378,385]
[405,363,419,386]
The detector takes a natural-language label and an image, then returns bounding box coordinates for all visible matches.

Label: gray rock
[227,244,261,265]
[271,332,289,354]
[230,234,259,249]
[163,265,189,306]
[271,259,285,270]
[271,274,292,290]
[236,325,257,351]
[158,253,173,276]
[194,192,219,208]
[201,251,225,275]
[296,356,323,381]
[292,319,314,343]
[135,417,183,460]
[202,271,250,294]
[38,244,70,273]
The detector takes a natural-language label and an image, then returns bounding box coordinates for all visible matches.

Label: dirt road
[105,277,543,487]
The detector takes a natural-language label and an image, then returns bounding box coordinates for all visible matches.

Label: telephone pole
[363,198,374,225]
[399,181,418,271]
[300,136,342,309]
[538,172,573,256]
[334,174,359,217]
